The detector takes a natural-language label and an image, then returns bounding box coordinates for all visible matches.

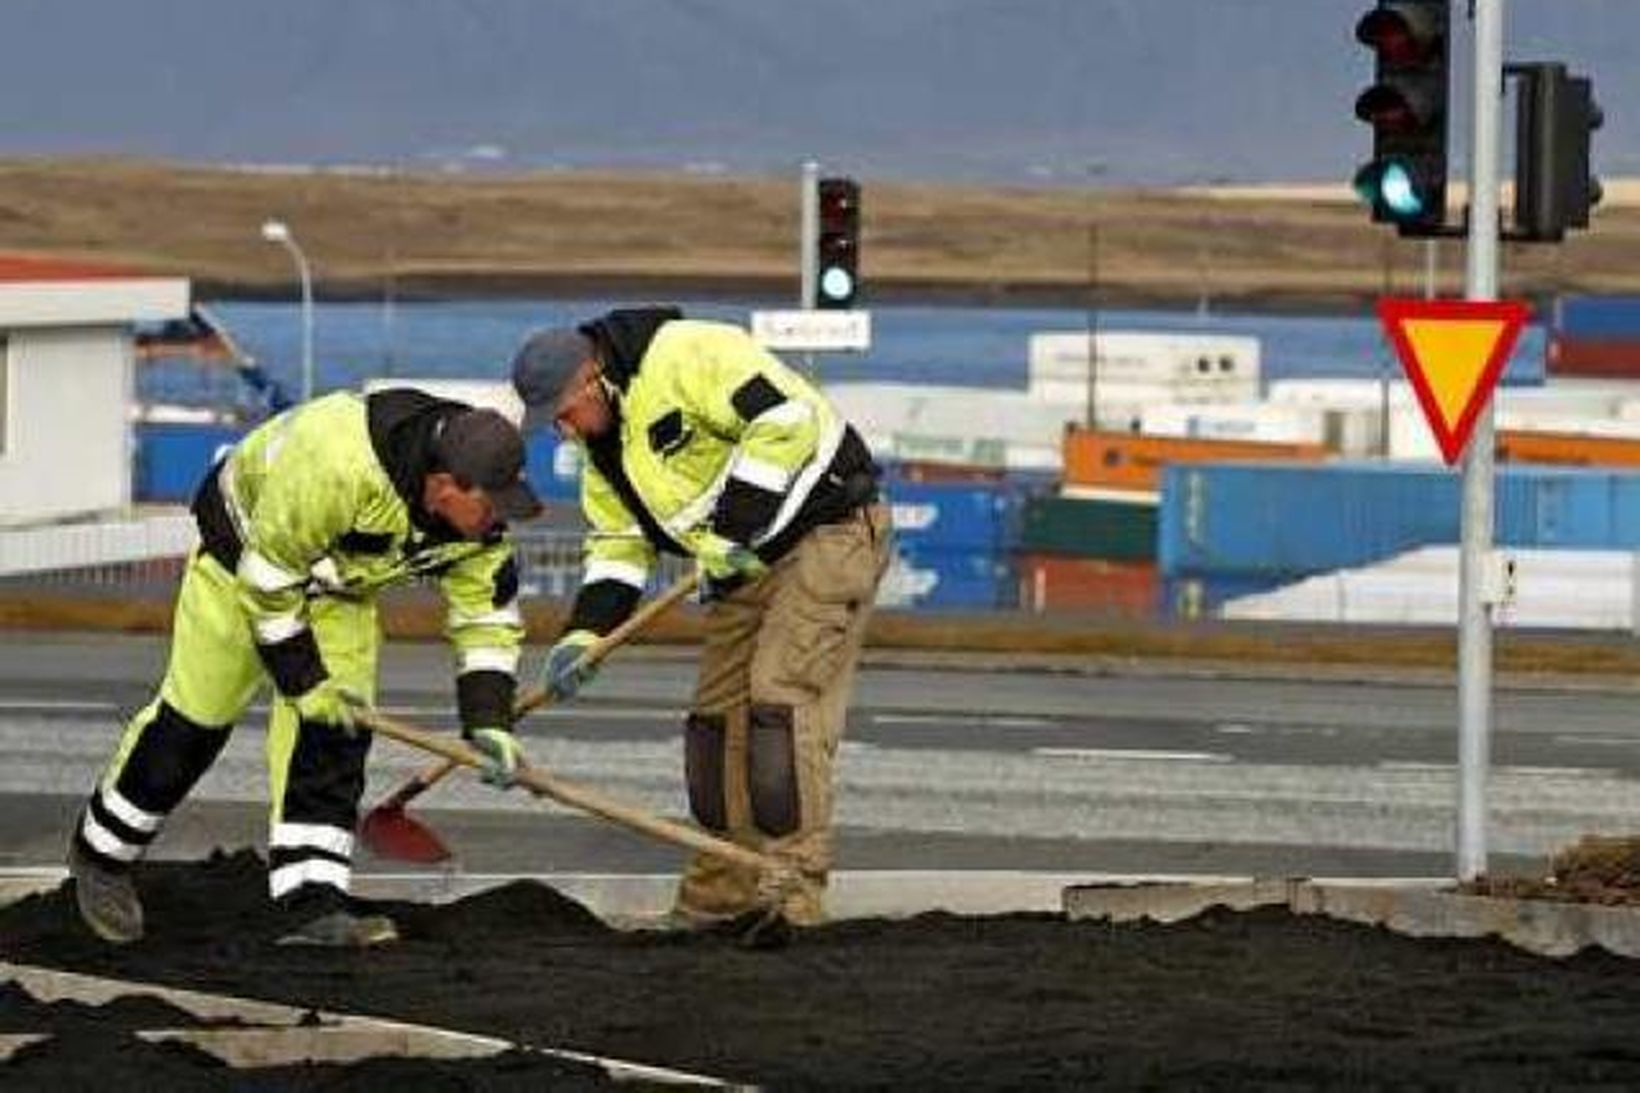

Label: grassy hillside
[4,158,1640,310]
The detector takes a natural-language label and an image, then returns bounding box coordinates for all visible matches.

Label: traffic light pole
[1456,0,1503,881]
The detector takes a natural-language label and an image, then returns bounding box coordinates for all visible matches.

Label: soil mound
[8,852,1640,1087]
[1467,834,1640,905]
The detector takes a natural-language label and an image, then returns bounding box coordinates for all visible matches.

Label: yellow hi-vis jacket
[192,390,524,728]
[560,309,877,637]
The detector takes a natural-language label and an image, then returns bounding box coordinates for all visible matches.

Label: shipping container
[885,459,1008,485]
[133,422,246,502]
[1553,295,1640,340]
[1016,554,1157,616]
[1159,462,1640,579]
[1496,430,1640,467]
[1028,330,1261,389]
[1160,573,1290,620]
[1063,428,1327,494]
[827,382,1081,472]
[885,481,1018,553]
[523,433,584,501]
[1018,494,1156,561]
[877,543,1015,610]
[1547,336,1640,378]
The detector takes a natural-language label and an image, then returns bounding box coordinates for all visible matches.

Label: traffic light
[1353,1,1451,236]
[1513,63,1602,242]
[815,177,860,309]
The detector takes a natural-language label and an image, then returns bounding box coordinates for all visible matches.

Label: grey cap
[511,327,594,429]
[434,409,544,522]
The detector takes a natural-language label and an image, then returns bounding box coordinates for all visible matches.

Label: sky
[0,0,1631,185]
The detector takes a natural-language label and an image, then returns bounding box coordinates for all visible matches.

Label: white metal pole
[295,243,314,403]
[1457,0,1503,881]
[799,160,819,310]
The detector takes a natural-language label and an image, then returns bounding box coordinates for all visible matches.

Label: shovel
[358,570,700,863]
[356,706,797,904]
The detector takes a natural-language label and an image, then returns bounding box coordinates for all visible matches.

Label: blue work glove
[696,534,768,602]
[539,628,600,702]
[467,726,525,789]
[292,678,370,735]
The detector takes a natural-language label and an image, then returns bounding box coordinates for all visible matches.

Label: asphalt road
[5,631,1640,880]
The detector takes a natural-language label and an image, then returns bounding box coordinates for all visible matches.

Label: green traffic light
[1354,158,1429,221]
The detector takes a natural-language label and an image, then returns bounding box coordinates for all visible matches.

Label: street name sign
[1377,298,1530,465]
[750,309,871,352]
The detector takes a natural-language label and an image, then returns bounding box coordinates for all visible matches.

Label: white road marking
[1216,723,1258,735]
[0,699,122,712]
[1552,735,1640,749]
[1034,747,1233,764]
[1380,759,1608,779]
[873,712,1058,729]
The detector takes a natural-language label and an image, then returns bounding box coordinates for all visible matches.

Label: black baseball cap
[434,409,544,522]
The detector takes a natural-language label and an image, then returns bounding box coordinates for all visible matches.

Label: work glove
[696,534,768,602]
[292,678,370,735]
[467,726,525,789]
[539,628,601,702]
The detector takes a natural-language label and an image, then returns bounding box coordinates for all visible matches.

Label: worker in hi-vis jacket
[69,389,541,947]
[510,307,892,932]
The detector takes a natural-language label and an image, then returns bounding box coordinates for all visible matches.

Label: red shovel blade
[359,804,452,864]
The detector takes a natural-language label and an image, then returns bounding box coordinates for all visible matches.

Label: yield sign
[1377,298,1531,465]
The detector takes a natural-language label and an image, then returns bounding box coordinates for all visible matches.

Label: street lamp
[260,219,315,403]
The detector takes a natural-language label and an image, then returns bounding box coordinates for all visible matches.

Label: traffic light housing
[1512,63,1602,242]
[1353,1,1451,237]
[815,177,860,309]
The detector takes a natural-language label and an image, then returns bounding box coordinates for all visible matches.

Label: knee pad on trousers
[114,700,232,814]
[747,703,800,837]
[684,712,728,832]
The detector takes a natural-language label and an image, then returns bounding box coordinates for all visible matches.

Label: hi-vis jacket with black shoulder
[190,389,523,728]
[565,308,877,636]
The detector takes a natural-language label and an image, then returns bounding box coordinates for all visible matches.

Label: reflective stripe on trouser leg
[684,712,729,831]
[265,592,378,906]
[77,698,232,870]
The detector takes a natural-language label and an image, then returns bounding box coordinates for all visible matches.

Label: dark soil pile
[7,850,1640,1088]
[1467,834,1640,905]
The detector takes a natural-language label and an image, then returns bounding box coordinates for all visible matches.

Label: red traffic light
[1355,4,1443,68]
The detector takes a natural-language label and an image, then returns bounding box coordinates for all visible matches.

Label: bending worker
[510,307,892,930]
[69,389,541,947]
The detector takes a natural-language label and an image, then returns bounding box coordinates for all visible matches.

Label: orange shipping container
[1017,554,1158,617]
[1063,429,1327,493]
[1496,429,1640,468]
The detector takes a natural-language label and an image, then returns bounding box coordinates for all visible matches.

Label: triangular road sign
[1377,298,1531,465]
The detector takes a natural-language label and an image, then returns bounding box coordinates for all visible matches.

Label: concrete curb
[0,960,732,1085]
[1063,878,1640,959]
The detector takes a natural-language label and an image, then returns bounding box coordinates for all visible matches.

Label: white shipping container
[1027,330,1261,389]
[1137,402,1324,444]
[1029,376,1261,407]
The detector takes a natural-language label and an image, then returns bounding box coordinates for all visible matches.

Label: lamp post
[260,219,315,403]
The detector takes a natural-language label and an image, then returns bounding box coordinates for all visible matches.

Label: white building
[0,256,189,526]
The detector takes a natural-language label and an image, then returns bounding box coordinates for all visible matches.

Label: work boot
[68,839,144,944]
[276,908,399,948]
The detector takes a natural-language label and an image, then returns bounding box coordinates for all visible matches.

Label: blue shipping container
[884,482,1017,553]
[1159,462,1640,579]
[881,542,1014,610]
[133,422,246,503]
[524,433,585,502]
[1554,295,1640,340]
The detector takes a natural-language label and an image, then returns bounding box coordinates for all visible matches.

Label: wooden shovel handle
[375,570,701,808]
[358,705,777,875]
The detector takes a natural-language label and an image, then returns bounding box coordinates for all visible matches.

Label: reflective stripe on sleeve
[449,603,524,629]
[582,559,650,590]
[753,418,846,546]
[460,647,521,674]
[254,613,309,646]
[728,453,791,493]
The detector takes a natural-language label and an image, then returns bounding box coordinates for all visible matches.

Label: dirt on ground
[6,851,1640,1088]
[1467,834,1640,906]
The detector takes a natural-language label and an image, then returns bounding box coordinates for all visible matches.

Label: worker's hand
[696,535,768,601]
[467,726,525,788]
[292,678,370,734]
[538,629,601,702]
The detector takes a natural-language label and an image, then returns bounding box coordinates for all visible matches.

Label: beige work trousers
[675,502,892,926]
